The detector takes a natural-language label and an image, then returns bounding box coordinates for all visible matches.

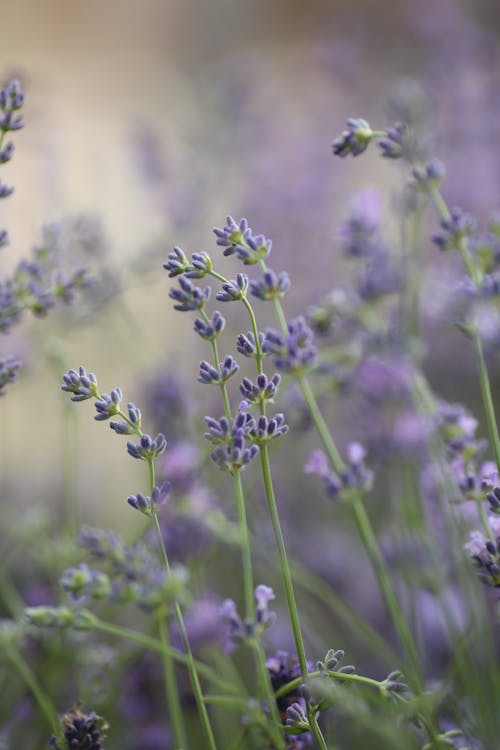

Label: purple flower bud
[332,118,374,158]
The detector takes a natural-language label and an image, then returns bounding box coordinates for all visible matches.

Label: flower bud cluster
[127,480,170,516]
[465,530,500,587]
[94,387,123,421]
[432,207,475,252]
[49,707,108,750]
[219,584,276,648]
[378,122,412,160]
[61,367,99,401]
[194,310,225,340]
[216,273,249,302]
[305,443,373,500]
[198,355,239,385]
[169,275,211,312]
[410,159,445,191]
[265,317,317,376]
[240,373,281,405]
[72,527,188,611]
[204,412,258,474]
[331,118,374,158]
[213,216,272,265]
[24,606,97,630]
[127,432,167,461]
[60,564,111,600]
[316,648,356,678]
[236,331,267,358]
[249,413,289,445]
[0,354,21,396]
[250,269,290,301]
[110,402,142,434]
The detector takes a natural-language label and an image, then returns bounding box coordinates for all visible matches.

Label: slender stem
[259,443,331,750]
[61,403,79,537]
[297,376,344,473]
[350,495,420,685]
[93,619,231,691]
[234,472,255,622]
[148,461,217,750]
[295,375,421,688]
[471,328,500,475]
[201,305,284,748]
[275,669,385,700]
[309,711,330,750]
[6,645,62,744]
[147,460,187,750]
[158,609,187,749]
[219,271,327,749]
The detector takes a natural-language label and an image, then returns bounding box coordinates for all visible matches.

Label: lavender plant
[6,75,500,750]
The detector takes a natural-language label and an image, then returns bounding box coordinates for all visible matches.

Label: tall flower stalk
[60,368,217,750]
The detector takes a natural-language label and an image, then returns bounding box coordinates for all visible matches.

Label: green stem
[295,375,421,688]
[350,495,420,685]
[275,669,384,700]
[297,376,344,473]
[234,472,255,622]
[259,444,328,749]
[309,711,330,750]
[220,269,327,749]
[149,462,217,750]
[93,619,231,690]
[158,609,187,749]
[201,305,284,748]
[471,328,500,475]
[6,645,62,744]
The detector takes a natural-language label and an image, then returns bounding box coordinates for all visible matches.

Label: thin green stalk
[259,444,328,750]
[200,306,285,749]
[297,376,344,473]
[148,462,217,750]
[218,268,328,748]
[148,471,187,749]
[94,379,218,750]
[158,606,187,749]
[275,669,385,700]
[6,644,62,744]
[61,402,79,537]
[471,328,500,475]
[93,618,232,691]
[295,375,421,688]
[309,711,330,750]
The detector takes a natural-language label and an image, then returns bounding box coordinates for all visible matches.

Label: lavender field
[2,1,500,748]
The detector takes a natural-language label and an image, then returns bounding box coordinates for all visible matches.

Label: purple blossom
[265,317,317,375]
[332,118,374,157]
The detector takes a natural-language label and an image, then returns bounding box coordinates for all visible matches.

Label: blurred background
[3,0,500,746]
[2,0,500,522]
[0,0,499,588]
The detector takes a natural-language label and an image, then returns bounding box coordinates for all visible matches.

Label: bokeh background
[3,3,500,744]
[3,0,500,524]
